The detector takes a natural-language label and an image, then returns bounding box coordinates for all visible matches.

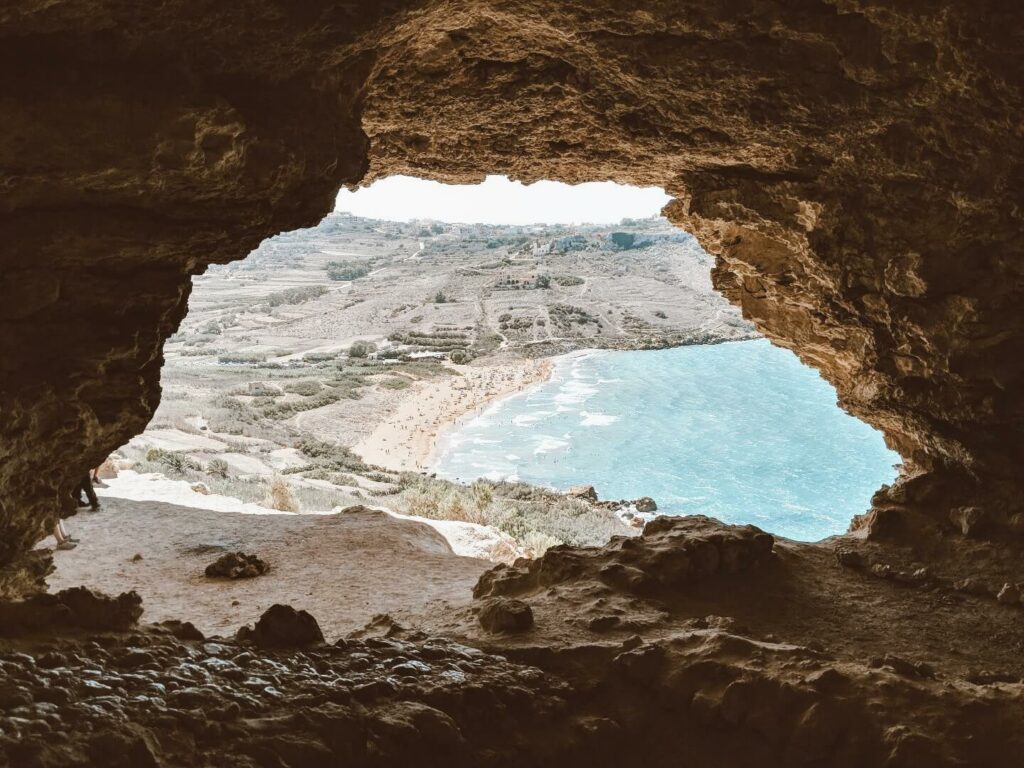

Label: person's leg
[81,473,100,510]
[58,520,79,543]
[54,522,77,550]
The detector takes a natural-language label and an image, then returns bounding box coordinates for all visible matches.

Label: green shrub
[144,448,200,475]
[263,285,328,307]
[449,348,473,364]
[207,458,229,478]
[553,275,584,287]
[302,351,337,363]
[297,438,369,473]
[379,377,412,390]
[259,389,358,420]
[218,352,267,364]
[326,261,370,281]
[349,341,377,358]
[282,380,323,397]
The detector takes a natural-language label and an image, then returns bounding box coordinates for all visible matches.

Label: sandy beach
[353,359,553,472]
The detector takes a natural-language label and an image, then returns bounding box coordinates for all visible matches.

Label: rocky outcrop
[0,587,142,636]
[476,516,774,599]
[477,597,534,634]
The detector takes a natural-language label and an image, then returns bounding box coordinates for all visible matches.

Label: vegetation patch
[261,285,328,308]
[296,438,369,473]
[326,261,371,281]
[218,352,268,365]
[390,475,630,554]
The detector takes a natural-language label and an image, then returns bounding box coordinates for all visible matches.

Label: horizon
[335,175,672,226]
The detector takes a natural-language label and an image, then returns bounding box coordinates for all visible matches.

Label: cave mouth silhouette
[1,0,1019,598]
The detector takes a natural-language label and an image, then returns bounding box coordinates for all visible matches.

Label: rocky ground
[4,516,1024,767]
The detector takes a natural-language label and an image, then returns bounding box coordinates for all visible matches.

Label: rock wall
[2,0,1022,589]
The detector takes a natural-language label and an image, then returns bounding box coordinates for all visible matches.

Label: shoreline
[355,340,760,478]
[352,357,554,473]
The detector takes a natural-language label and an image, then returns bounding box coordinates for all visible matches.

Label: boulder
[477,597,534,634]
[634,496,657,513]
[567,485,598,502]
[240,604,324,648]
[205,552,269,579]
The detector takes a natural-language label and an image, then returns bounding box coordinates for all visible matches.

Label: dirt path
[43,498,489,640]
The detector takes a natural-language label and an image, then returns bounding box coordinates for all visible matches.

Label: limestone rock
[834,548,865,569]
[634,497,658,514]
[477,597,534,634]
[205,552,269,580]
[0,587,142,636]
[949,506,992,538]
[475,515,773,599]
[239,604,324,648]
[567,485,598,502]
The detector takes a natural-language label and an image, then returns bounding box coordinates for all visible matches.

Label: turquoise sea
[433,339,900,541]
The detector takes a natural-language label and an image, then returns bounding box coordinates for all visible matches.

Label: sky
[334,175,671,225]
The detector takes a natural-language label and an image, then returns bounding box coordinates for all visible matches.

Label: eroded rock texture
[6,521,1024,767]
[1,3,1021,573]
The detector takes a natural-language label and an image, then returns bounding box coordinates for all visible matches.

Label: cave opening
[40,175,899,638]
[3,5,1022,764]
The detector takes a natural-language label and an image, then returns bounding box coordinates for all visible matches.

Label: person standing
[76,473,101,511]
[91,460,109,489]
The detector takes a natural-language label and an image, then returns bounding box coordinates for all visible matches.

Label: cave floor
[8,515,1024,766]
[40,498,487,640]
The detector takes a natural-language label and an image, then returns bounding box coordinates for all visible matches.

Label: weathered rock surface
[477,597,534,634]
[3,587,1024,767]
[0,629,575,768]
[238,604,325,649]
[204,552,269,580]
[0,587,142,637]
[475,516,774,599]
